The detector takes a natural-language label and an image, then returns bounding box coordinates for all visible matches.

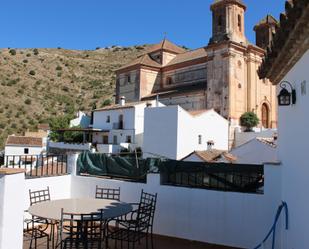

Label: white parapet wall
[70,164,282,249]
[0,169,25,249]
[48,141,92,151]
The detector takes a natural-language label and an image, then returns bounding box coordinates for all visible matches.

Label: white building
[258,1,309,247]
[4,135,44,165]
[143,106,229,160]
[219,137,277,165]
[70,111,91,128]
[92,98,163,154]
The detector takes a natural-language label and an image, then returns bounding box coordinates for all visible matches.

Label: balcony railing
[159,161,264,194]
[2,154,68,178]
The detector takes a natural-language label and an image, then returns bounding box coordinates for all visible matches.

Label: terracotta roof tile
[166,47,208,67]
[37,123,50,131]
[117,54,162,71]
[183,149,227,162]
[146,39,186,54]
[6,136,43,147]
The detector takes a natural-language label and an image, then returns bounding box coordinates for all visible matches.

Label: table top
[28,198,133,221]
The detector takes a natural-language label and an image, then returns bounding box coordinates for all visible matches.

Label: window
[106,115,110,123]
[238,14,242,32]
[198,135,202,145]
[166,77,173,85]
[24,148,29,154]
[126,136,132,143]
[127,74,131,83]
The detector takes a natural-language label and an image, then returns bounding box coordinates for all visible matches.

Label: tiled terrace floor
[24,234,240,249]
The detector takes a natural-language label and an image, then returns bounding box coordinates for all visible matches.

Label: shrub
[23,59,28,63]
[26,53,31,57]
[102,99,112,107]
[240,112,259,132]
[29,70,36,76]
[9,49,16,55]
[25,99,32,105]
[56,65,62,71]
[33,48,39,55]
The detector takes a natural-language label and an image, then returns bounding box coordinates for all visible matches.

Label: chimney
[207,140,215,150]
[120,96,126,106]
[156,95,159,107]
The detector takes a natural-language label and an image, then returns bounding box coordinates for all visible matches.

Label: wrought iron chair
[24,187,52,248]
[95,185,121,201]
[57,208,105,249]
[106,200,154,249]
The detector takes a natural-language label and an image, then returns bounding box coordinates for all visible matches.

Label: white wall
[222,138,278,164]
[143,106,178,159]
[70,111,91,128]
[70,164,282,249]
[278,50,309,249]
[234,128,277,147]
[5,145,43,157]
[48,142,91,151]
[143,106,228,160]
[0,172,25,249]
[4,145,44,164]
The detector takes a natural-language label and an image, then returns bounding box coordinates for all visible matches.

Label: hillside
[0,45,148,147]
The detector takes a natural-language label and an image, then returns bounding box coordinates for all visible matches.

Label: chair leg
[150,228,154,249]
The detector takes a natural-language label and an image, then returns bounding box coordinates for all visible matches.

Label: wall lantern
[278,81,296,106]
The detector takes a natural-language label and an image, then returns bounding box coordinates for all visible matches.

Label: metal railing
[160,162,264,194]
[2,154,68,178]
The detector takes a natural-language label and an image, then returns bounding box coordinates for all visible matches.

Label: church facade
[115,0,278,129]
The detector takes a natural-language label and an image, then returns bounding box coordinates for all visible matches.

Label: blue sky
[0,0,284,50]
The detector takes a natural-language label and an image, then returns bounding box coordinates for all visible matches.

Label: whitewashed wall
[70,164,282,249]
[143,106,228,160]
[0,172,25,249]
[221,138,278,164]
[278,50,309,249]
[234,128,277,147]
[24,175,72,211]
[4,146,44,164]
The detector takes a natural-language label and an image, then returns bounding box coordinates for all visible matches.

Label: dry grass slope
[0,45,147,147]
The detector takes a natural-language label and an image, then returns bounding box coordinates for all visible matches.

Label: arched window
[238,14,242,32]
[261,104,269,128]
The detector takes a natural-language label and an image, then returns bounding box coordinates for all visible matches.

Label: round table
[28,198,133,248]
[28,198,133,220]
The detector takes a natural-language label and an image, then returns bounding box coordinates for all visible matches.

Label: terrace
[0,153,282,249]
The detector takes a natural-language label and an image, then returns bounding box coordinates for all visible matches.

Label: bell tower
[209,0,247,45]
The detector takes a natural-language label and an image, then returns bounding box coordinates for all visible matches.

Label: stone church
[115,0,278,129]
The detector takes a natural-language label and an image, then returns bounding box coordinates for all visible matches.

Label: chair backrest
[58,208,104,249]
[135,200,154,232]
[139,190,157,228]
[95,185,120,201]
[29,186,50,206]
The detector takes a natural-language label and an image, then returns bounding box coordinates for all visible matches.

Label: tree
[240,112,259,132]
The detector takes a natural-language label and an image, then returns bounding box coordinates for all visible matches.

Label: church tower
[209,0,247,45]
[254,15,279,50]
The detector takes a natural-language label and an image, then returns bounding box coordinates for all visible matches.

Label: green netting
[77,152,162,181]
